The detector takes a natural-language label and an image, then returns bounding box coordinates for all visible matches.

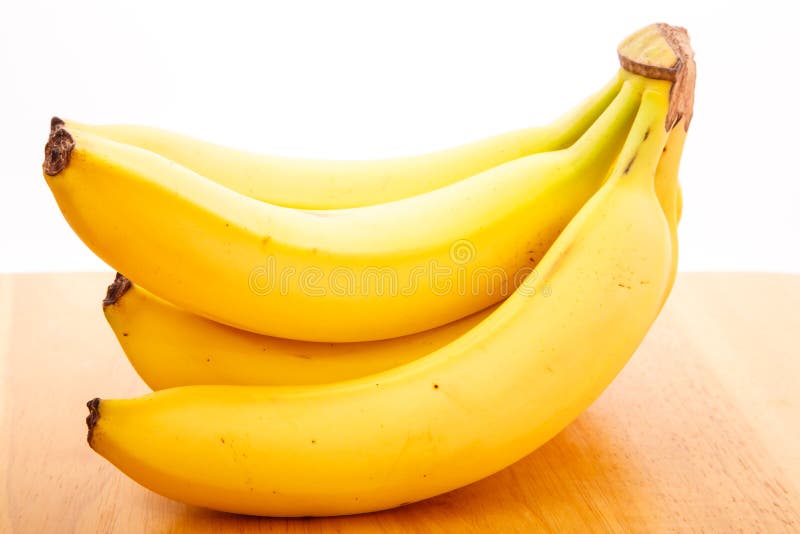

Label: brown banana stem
[618,23,696,131]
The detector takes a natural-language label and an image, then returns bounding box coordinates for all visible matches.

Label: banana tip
[86,397,101,445]
[43,117,74,176]
[103,273,132,307]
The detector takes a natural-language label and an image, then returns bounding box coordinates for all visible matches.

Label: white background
[1,1,798,273]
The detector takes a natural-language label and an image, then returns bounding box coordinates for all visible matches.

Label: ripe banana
[64,75,622,209]
[44,79,642,342]
[103,273,495,389]
[654,121,688,303]
[86,82,680,516]
[105,122,686,391]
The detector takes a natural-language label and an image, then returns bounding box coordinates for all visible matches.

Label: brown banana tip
[43,116,75,176]
[103,273,132,307]
[86,397,101,445]
[617,23,696,131]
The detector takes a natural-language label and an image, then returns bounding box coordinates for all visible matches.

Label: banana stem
[617,23,696,131]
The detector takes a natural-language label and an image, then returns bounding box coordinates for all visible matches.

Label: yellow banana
[86,83,677,516]
[654,121,688,302]
[103,273,495,389]
[107,119,684,391]
[618,21,694,304]
[104,123,685,392]
[44,80,642,342]
[64,75,622,209]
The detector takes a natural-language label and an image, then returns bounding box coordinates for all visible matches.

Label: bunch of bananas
[43,23,694,517]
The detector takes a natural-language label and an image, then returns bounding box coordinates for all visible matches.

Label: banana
[617,21,694,305]
[105,123,685,391]
[86,82,680,517]
[43,79,642,342]
[654,121,688,302]
[103,273,495,389]
[64,75,622,209]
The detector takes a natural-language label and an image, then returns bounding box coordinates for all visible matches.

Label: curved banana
[44,80,642,342]
[620,21,694,306]
[64,75,622,209]
[654,121,688,302]
[86,84,678,516]
[103,273,495,389]
[106,124,686,392]
[106,121,685,392]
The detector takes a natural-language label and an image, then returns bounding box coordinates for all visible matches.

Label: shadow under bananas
[161,409,656,532]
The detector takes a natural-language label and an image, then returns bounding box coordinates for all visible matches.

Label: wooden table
[1,272,798,532]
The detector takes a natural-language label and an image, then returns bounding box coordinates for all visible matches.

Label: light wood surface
[1,272,799,532]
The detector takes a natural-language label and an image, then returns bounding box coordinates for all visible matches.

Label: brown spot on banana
[623,155,637,175]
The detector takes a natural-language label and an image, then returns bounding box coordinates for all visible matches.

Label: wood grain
[1,272,798,532]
